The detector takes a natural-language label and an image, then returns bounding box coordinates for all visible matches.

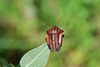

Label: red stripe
[46,33,49,45]
[47,30,49,34]
[55,26,57,34]
[58,28,60,34]
[49,30,53,49]
[57,27,60,49]
[56,27,58,50]
[59,33,62,44]
[56,34,58,49]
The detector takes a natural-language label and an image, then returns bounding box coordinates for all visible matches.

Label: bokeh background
[0,0,100,67]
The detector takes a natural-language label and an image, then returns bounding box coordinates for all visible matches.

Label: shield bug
[45,17,65,52]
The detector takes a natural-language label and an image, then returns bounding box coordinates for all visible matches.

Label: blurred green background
[0,0,100,67]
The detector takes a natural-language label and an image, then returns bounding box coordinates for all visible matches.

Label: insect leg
[45,38,47,42]
[62,35,65,38]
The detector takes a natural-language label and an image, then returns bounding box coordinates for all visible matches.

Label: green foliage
[0,57,15,67]
[0,0,100,67]
[0,57,8,67]
[20,43,50,67]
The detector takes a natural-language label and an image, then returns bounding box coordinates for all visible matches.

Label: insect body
[45,26,64,52]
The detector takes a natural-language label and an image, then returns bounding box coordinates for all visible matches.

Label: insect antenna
[57,16,63,26]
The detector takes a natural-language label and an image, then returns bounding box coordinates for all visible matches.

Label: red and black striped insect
[45,17,65,52]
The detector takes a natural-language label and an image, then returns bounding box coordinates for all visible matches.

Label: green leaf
[20,43,50,67]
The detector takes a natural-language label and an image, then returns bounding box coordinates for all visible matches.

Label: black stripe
[54,28,56,50]
[59,29,62,34]
[51,30,52,41]
[48,43,51,49]
[51,29,54,50]
[57,28,59,50]
[48,30,51,50]
[57,28,59,34]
